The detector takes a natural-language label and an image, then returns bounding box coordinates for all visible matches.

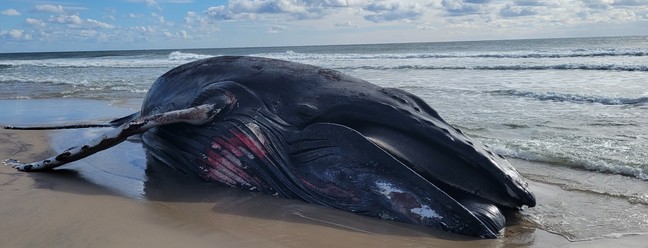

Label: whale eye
[297,103,318,117]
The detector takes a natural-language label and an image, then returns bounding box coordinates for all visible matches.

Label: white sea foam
[167,51,213,61]
[253,48,647,61]
[489,142,648,181]
[0,58,171,68]
[0,51,213,69]
[491,90,648,106]
[329,64,648,72]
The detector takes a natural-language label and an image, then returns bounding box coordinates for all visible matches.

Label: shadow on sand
[23,134,536,244]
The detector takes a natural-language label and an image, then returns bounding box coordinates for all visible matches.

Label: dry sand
[1,101,647,247]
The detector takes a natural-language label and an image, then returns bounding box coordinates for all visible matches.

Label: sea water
[1,36,647,240]
[2,36,646,180]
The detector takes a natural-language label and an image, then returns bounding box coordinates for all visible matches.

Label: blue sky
[1,0,647,52]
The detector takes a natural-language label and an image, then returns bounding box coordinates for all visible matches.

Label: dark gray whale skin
[138,56,535,238]
[3,55,536,238]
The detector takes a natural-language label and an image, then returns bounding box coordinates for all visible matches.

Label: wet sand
[1,99,647,247]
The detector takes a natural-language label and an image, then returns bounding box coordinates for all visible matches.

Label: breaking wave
[0,80,148,100]
[257,49,647,61]
[490,89,648,105]
[333,64,648,72]
[0,51,215,68]
[491,143,648,181]
[167,51,213,61]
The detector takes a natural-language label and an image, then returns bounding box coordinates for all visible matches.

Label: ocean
[2,36,646,180]
[1,36,647,241]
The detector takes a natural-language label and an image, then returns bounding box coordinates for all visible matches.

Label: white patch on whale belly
[245,122,267,145]
[375,181,404,199]
[410,205,441,219]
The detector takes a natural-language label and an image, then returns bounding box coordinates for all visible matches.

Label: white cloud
[49,15,83,25]
[335,21,358,27]
[500,4,537,17]
[184,11,214,26]
[183,12,220,36]
[363,2,425,22]
[204,0,356,21]
[47,15,114,29]
[125,0,164,11]
[3,0,648,52]
[26,18,47,28]
[152,12,167,24]
[79,29,97,38]
[126,0,158,6]
[613,0,647,6]
[86,19,115,29]
[584,0,615,9]
[188,0,647,43]
[441,0,492,16]
[513,0,554,7]
[34,4,65,14]
[266,24,286,33]
[8,29,23,39]
[133,26,157,33]
[1,8,21,16]
[199,0,440,24]
[1,29,32,40]
[205,6,228,19]
[179,30,189,39]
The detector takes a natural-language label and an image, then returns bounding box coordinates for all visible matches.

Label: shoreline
[1,98,647,247]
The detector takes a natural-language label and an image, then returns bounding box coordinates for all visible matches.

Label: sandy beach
[1,98,647,248]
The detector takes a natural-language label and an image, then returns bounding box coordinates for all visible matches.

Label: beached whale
[4,56,535,238]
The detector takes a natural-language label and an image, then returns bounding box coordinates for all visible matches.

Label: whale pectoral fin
[3,104,222,172]
[286,123,500,238]
[3,112,141,130]
[108,112,141,127]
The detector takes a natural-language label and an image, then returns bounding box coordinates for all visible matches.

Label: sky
[1,0,647,53]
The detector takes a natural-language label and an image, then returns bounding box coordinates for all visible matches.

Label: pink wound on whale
[228,128,267,159]
[213,137,243,157]
[205,148,258,187]
[203,127,269,187]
